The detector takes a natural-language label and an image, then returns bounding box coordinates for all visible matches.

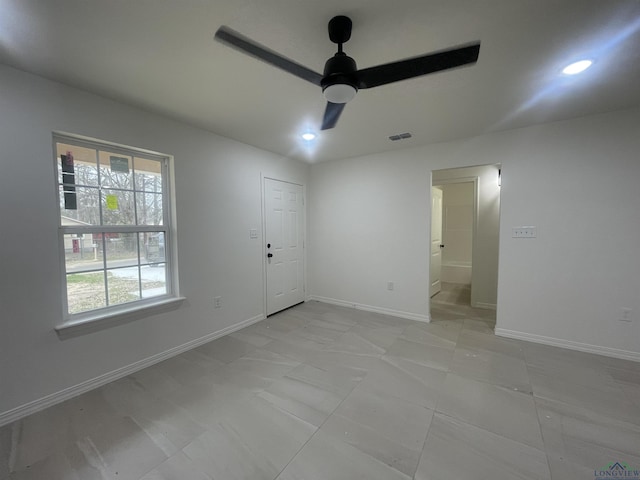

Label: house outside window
[54,133,175,321]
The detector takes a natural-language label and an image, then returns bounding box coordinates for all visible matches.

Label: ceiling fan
[215,16,480,130]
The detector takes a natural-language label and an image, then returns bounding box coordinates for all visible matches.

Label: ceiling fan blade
[321,102,346,130]
[355,42,480,89]
[215,26,323,86]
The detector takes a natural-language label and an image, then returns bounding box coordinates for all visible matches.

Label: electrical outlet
[619,308,632,322]
[214,296,222,308]
[249,229,258,239]
[512,226,537,238]
[387,281,394,291]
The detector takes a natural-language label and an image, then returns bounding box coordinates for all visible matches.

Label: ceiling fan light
[562,59,592,75]
[301,132,316,141]
[323,83,357,104]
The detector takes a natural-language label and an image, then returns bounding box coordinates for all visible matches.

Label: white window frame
[53,133,182,336]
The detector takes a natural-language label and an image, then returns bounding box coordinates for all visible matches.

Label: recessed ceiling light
[562,59,593,75]
[301,132,316,141]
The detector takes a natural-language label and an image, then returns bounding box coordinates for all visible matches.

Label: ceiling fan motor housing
[321,53,358,103]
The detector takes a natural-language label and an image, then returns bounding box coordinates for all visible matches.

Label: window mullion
[161,158,171,293]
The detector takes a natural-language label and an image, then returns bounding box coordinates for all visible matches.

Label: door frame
[261,174,307,318]
[430,174,479,308]
[430,186,444,298]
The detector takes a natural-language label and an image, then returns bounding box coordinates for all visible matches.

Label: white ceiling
[1,0,639,162]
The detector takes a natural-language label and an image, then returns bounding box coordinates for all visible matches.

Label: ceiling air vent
[389,132,412,141]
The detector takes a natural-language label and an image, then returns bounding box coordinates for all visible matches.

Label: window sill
[55,296,186,339]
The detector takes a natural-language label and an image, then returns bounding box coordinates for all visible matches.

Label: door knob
[267,253,273,258]
[440,244,445,248]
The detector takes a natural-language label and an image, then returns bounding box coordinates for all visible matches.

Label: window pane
[141,264,167,299]
[56,143,99,187]
[107,268,141,306]
[99,151,133,189]
[66,271,106,314]
[141,232,165,265]
[60,186,101,225]
[136,192,163,225]
[134,157,163,193]
[64,234,103,274]
[105,232,139,269]
[101,189,135,225]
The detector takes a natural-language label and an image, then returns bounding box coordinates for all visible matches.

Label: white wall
[0,65,309,419]
[309,107,640,360]
[433,166,501,308]
[495,109,640,359]
[308,154,432,321]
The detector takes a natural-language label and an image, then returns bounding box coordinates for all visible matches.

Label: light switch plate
[512,226,537,238]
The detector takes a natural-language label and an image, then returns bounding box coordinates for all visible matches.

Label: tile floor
[2,286,640,480]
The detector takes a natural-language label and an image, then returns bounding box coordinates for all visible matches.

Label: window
[55,134,176,322]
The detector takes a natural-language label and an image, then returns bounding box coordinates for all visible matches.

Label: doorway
[431,181,475,305]
[263,177,305,316]
[430,165,501,312]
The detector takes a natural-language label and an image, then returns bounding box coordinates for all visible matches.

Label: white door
[430,186,443,297]
[264,178,305,315]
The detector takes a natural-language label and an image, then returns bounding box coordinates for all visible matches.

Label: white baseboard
[495,328,640,362]
[0,313,265,427]
[308,295,430,323]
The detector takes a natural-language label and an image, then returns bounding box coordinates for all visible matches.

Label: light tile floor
[431,281,471,307]
[2,291,640,479]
